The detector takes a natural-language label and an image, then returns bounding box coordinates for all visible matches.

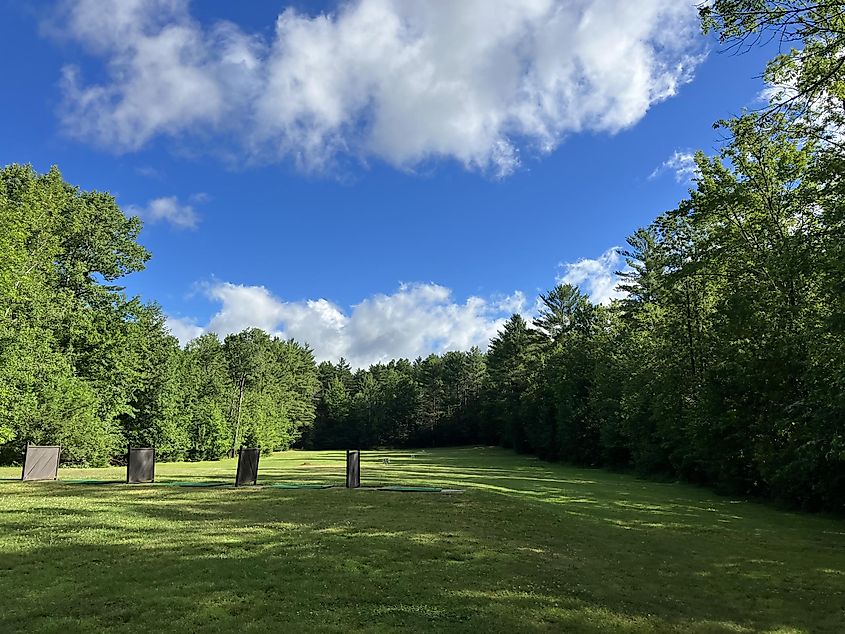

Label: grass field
[1,447,843,633]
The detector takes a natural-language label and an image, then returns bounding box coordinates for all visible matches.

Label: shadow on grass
[1,448,844,632]
[1,489,843,631]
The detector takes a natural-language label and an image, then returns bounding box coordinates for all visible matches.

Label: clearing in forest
[0,447,843,632]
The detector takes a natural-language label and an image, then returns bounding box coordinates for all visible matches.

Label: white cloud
[55,0,704,176]
[188,192,211,204]
[127,195,200,229]
[757,82,792,107]
[557,246,627,304]
[203,283,287,338]
[135,165,163,179]
[167,241,632,356]
[174,281,512,367]
[650,149,698,182]
[493,290,528,316]
[759,81,845,146]
[168,243,628,359]
[165,315,204,344]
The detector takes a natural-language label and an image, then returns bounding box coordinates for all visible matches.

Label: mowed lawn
[0,448,843,633]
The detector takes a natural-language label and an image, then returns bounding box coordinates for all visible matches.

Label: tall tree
[486,314,538,451]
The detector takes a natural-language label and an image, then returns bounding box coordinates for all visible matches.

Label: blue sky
[0,0,776,366]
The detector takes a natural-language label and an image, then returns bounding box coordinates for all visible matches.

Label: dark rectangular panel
[127,447,155,484]
[22,445,61,481]
[235,448,260,486]
[346,450,360,488]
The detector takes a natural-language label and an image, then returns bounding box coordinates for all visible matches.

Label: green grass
[1,447,843,633]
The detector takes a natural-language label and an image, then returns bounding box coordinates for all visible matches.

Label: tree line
[304,2,845,511]
[1,1,842,510]
[300,350,489,450]
[0,164,319,464]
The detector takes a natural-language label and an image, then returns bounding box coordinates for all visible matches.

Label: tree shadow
[1,447,844,630]
[1,469,844,632]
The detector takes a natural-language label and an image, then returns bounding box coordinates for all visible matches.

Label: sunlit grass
[1,447,843,632]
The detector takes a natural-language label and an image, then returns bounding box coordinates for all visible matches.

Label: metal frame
[21,443,61,481]
[126,445,156,484]
[235,447,260,486]
[346,449,360,488]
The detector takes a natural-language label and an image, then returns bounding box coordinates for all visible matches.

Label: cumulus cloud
[650,149,698,182]
[126,195,200,229]
[170,281,512,366]
[557,246,627,304]
[55,0,704,176]
[167,244,627,361]
[759,81,845,145]
[165,315,204,343]
[493,290,529,316]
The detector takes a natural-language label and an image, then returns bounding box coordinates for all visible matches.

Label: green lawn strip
[378,485,442,492]
[60,479,124,485]
[0,447,844,632]
[155,481,229,488]
[267,483,336,489]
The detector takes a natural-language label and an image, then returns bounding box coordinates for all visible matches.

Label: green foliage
[307,350,485,451]
[701,1,845,145]
[178,334,230,460]
[0,164,147,465]
[0,165,319,467]
[486,314,538,452]
[223,331,319,453]
[301,106,845,512]
[0,326,115,465]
